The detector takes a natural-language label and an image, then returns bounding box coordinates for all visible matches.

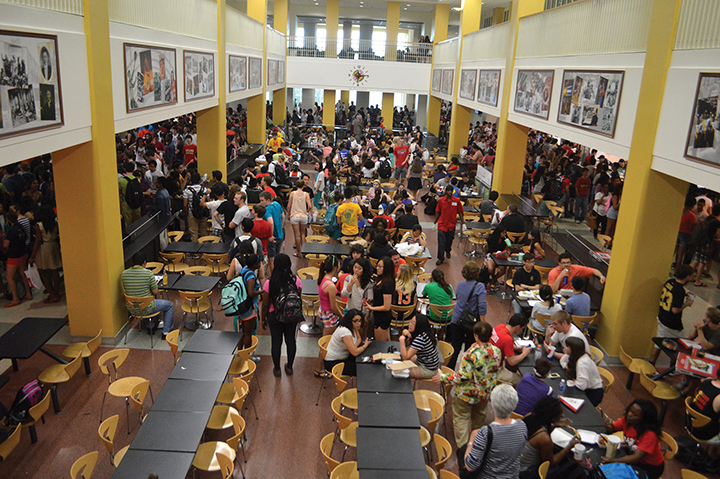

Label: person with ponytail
[236,251,262,350]
[363,256,394,341]
[423,268,454,324]
[399,314,440,379]
[315,255,343,377]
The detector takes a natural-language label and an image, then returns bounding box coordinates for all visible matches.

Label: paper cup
[567,380,575,388]
[547,345,556,359]
[606,435,621,459]
[573,444,586,461]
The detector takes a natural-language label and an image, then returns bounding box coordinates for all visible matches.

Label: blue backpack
[324,204,340,237]
[221,267,256,316]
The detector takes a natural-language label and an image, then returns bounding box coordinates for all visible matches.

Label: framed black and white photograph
[557,70,624,137]
[229,55,246,92]
[124,43,177,113]
[184,50,215,102]
[431,69,442,93]
[514,69,553,119]
[477,70,501,107]
[267,59,277,86]
[685,73,720,166]
[0,30,63,139]
[441,69,454,96]
[248,57,262,89]
[277,60,284,84]
[459,69,477,101]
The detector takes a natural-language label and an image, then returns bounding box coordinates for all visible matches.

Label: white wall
[0,4,91,165]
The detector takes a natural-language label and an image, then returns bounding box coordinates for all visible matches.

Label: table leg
[11,358,18,372]
[625,372,635,389]
[653,366,674,381]
[39,347,69,365]
[83,357,91,376]
[50,384,60,413]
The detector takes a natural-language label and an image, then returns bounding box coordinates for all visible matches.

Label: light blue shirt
[565,292,591,317]
[264,201,284,239]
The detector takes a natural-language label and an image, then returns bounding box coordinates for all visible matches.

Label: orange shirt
[548,264,594,289]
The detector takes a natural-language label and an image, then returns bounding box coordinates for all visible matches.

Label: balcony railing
[287,37,433,63]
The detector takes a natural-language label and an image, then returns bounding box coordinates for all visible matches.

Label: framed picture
[685,73,720,166]
[441,69,454,96]
[557,70,624,137]
[248,57,262,89]
[431,69,442,93]
[0,30,64,139]
[124,43,177,113]
[459,69,477,101]
[268,59,277,86]
[514,70,553,119]
[277,60,285,84]
[183,50,215,102]
[477,70,501,107]
[228,55,246,92]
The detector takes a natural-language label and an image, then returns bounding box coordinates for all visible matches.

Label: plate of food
[662,339,677,351]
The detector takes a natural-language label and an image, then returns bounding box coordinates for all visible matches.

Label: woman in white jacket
[560,336,604,406]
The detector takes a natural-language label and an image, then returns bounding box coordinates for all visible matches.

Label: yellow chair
[38,352,83,413]
[571,313,598,336]
[437,341,453,366]
[414,389,446,411]
[538,460,550,479]
[0,425,21,461]
[332,363,358,411]
[144,262,164,274]
[321,432,340,476]
[507,231,526,244]
[310,223,327,235]
[639,368,680,425]
[159,251,189,273]
[97,349,149,433]
[428,304,455,339]
[306,235,330,243]
[418,273,432,283]
[619,345,657,389]
[440,471,460,479]
[71,451,99,479]
[597,234,612,251]
[331,396,358,462]
[203,253,230,275]
[302,293,323,336]
[598,367,615,393]
[535,265,554,285]
[216,452,236,479]
[297,267,320,279]
[308,254,328,270]
[368,257,379,269]
[336,297,348,312]
[465,228,490,257]
[660,431,678,460]
[405,256,429,275]
[528,313,552,337]
[167,230,185,243]
[511,411,524,419]
[685,396,714,451]
[19,389,52,443]
[434,433,452,471]
[129,380,152,425]
[185,265,212,276]
[217,377,250,410]
[198,235,221,243]
[428,396,445,436]
[316,335,333,405]
[396,228,412,241]
[179,290,213,339]
[682,470,710,479]
[341,236,360,245]
[206,404,241,433]
[62,329,103,376]
[228,336,262,416]
[391,303,416,329]
[330,461,359,479]
[589,345,604,365]
[123,295,163,348]
[166,329,180,364]
[98,415,129,467]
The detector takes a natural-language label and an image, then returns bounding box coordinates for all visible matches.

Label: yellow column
[492,7,505,25]
[427,97,441,136]
[597,0,688,356]
[382,93,394,132]
[197,0,227,179]
[341,90,350,109]
[493,0,544,195]
[326,0,339,58]
[273,0,288,126]
[447,0,482,156]
[426,3,449,137]
[386,2,400,61]
[52,0,124,337]
[247,0,267,144]
[323,89,336,128]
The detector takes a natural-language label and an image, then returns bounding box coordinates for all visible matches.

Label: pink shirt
[263,277,303,312]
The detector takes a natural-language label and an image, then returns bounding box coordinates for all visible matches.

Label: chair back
[534,313,552,331]
[511,411,524,419]
[318,335,332,360]
[297,267,320,279]
[198,235,221,243]
[130,380,151,415]
[336,296,348,312]
[332,362,348,393]
[391,303,416,326]
[302,294,320,317]
[97,348,130,382]
[417,273,432,283]
[320,432,341,474]
[144,262,164,274]
[98,415,119,458]
[64,353,84,380]
[167,231,184,243]
[215,452,234,479]
[684,396,712,429]
[308,256,327,269]
[306,235,330,243]
[186,265,212,276]
[166,330,180,363]
[232,377,250,412]
[682,470,710,479]
[369,257,379,268]
[237,335,259,362]
[571,313,597,333]
[639,370,657,395]
[437,341,454,366]
[29,389,52,423]
[71,451,99,479]
[203,253,229,274]
[434,433,452,471]
[428,397,444,435]
[429,303,455,324]
[405,256,429,274]
[507,231,526,244]
[660,430,678,460]
[619,345,633,369]
[440,471,461,479]
[589,345,604,365]
[124,295,155,316]
[331,396,352,430]
[0,424,21,460]
[597,367,615,393]
[535,266,554,284]
[86,329,103,356]
[440,366,454,397]
[225,409,245,450]
[538,460,550,479]
[397,228,412,241]
[159,251,185,264]
[179,290,211,314]
[330,461,358,479]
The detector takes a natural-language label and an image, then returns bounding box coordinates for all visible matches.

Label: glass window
[351,29,360,51]
[297,26,305,48]
[315,89,324,105]
[317,27,326,52]
[372,31,386,57]
[398,32,408,50]
[293,89,302,110]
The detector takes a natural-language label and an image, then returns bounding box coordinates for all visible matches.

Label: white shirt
[205,199,224,230]
[231,205,251,237]
[325,326,357,361]
[551,324,590,355]
[560,353,603,391]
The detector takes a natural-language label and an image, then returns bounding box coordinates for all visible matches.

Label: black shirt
[658,278,686,331]
[216,199,239,238]
[500,213,526,234]
[6,224,27,258]
[395,214,419,229]
[513,267,541,288]
[369,244,393,260]
[479,200,496,216]
[373,280,395,326]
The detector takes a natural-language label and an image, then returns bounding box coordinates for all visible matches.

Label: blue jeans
[575,196,589,221]
[152,299,174,334]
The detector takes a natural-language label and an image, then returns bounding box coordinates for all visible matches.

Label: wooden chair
[38,352,83,413]
[159,251,189,273]
[216,452,236,479]
[193,415,245,477]
[330,461,359,479]
[467,198,482,207]
[144,262,164,274]
[368,257,379,269]
[660,431,678,460]
[316,335,333,406]
[571,313,598,336]
[179,290,213,340]
[308,254,328,269]
[198,235,221,243]
[428,396,445,437]
[535,265,554,285]
[417,273,432,283]
[619,345,656,389]
[507,231,526,244]
[396,228,412,242]
[206,404,241,435]
[511,411,524,419]
[428,304,455,339]
[405,256,429,275]
[332,363,358,411]
[228,336,263,409]
[129,380,152,426]
[98,414,129,467]
[185,265,212,276]
[391,303,416,330]
[70,451,99,479]
[310,223,327,235]
[639,368,680,425]
[331,396,358,462]
[203,253,230,275]
[598,367,614,393]
[589,345,604,365]
[482,214,493,222]
[307,234,331,243]
[597,234,612,251]
[682,471,710,479]
[97,349,150,433]
[685,396,715,455]
[528,313,552,337]
[440,471,460,479]
[302,293,322,336]
[0,425,21,461]
[62,328,103,376]
[123,295,163,348]
[538,460,550,479]
[437,340,453,366]
[217,378,250,419]
[21,389,52,443]
[340,236,360,245]
[167,230,185,243]
[166,329,180,364]
[414,389,446,411]
[321,432,341,476]
[434,433,452,471]
[465,228,490,257]
[297,267,320,279]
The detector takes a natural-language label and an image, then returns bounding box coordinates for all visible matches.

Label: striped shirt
[121,266,157,314]
[410,332,440,371]
[466,420,528,478]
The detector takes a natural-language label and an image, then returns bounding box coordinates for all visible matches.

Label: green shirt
[423,282,454,322]
[118,174,136,205]
[121,266,157,314]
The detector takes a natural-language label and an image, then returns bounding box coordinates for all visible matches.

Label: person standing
[447,262,487,369]
[259,191,285,274]
[183,172,208,242]
[336,189,363,240]
[434,185,464,265]
[574,167,592,223]
[649,264,694,365]
[3,211,33,307]
[287,179,312,257]
[393,137,410,187]
[29,206,62,303]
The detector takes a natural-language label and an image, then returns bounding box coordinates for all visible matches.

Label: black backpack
[7,380,43,426]
[273,162,289,186]
[424,196,438,215]
[378,160,392,179]
[191,186,209,219]
[691,219,711,248]
[275,283,304,323]
[125,176,143,209]
[544,179,563,201]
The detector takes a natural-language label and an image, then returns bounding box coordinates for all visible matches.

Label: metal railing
[286,37,433,63]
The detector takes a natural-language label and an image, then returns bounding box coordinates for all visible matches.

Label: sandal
[4,301,21,308]
[314,369,331,378]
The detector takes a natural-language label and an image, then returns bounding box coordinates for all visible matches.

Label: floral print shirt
[439,343,501,404]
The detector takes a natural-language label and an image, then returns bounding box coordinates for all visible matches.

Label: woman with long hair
[324,309,371,377]
[363,257,394,341]
[234,251,262,349]
[399,314,440,379]
[560,336,604,406]
[261,253,302,377]
[529,285,561,333]
[603,399,665,479]
[316,255,343,377]
[3,210,33,307]
[286,179,312,257]
[422,269,454,325]
[341,257,373,311]
[526,229,545,259]
[29,205,62,303]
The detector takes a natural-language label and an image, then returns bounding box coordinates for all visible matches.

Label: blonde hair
[395,264,415,293]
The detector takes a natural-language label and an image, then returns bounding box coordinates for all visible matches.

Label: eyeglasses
[352,319,363,324]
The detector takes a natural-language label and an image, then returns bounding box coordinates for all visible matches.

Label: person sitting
[560,337,604,406]
[676,307,720,395]
[544,311,590,360]
[602,399,666,479]
[512,253,543,314]
[689,373,720,444]
[423,269,454,325]
[548,252,606,293]
[373,204,395,228]
[340,243,364,274]
[121,252,174,339]
[363,216,388,242]
[515,359,553,417]
[399,315,441,379]
[565,276,592,317]
[389,249,407,276]
[369,233,393,260]
[393,264,416,313]
[395,202,420,229]
[491,314,533,386]
[323,308,371,377]
[529,285,562,334]
[499,204,526,234]
[524,229,546,259]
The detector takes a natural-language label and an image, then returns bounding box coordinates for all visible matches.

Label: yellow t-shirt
[336,202,362,236]
[267,137,282,150]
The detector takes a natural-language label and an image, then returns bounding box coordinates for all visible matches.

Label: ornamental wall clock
[348,65,370,86]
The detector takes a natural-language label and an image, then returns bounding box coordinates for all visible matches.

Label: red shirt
[435,196,463,232]
[256,173,270,179]
[374,214,395,229]
[575,177,591,197]
[490,324,515,362]
[393,258,407,276]
[612,417,665,466]
[264,186,277,197]
[182,144,197,166]
[395,145,410,167]
[251,219,272,254]
[679,210,697,234]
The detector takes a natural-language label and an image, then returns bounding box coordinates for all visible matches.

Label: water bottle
[559,380,567,393]
[534,346,542,362]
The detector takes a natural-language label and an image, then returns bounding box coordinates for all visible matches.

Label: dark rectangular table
[501,193,549,218]
[123,213,176,266]
[152,378,223,414]
[182,330,242,355]
[301,242,351,256]
[128,410,211,453]
[492,254,558,269]
[198,242,230,254]
[165,274,220,292]
[111,449,195,479]
[301,278,319,295]
[357,341,401,363]
[356,363,413,394]
[358,392,420,428]
[157,273,181,290]
[168,353,234,382]
[0,317,68,371]
[356,427,427,471]
[465,222,492,230]
[552,230,608,309]
[163,242,202,254]
[359,471,431,479]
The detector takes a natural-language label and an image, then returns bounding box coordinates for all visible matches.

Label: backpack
[378,159,392,179]
[544,179,563,201]
[691,219,711,247]
[227,236,256,262]
[424,196,438,216]
[411,158,423,174]
[221,267,256,316]
[273,161,290,186]
[324,204,340,236]
[675,436,720,474]
[7,380,43,426]
[125,176,143,209]
[275,282,304,323]
[191,186,209,219]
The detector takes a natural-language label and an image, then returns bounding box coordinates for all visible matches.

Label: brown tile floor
[0,188,710,478]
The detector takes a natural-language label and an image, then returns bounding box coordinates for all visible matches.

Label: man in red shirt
[574,168,592,223]
[182,137,197,167]
[676,196,697,268]
[490,314,531,386]
[434,185,464,265]
[250,204,272,257]
[393,137,410,187]
[260,175,276,198]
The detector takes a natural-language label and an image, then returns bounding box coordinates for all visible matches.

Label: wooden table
[0,317,68,372]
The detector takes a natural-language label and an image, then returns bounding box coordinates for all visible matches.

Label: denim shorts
[267,238,283,258]
[677,232,691,248]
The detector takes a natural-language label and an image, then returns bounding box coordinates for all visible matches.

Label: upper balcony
[287,37,433,64]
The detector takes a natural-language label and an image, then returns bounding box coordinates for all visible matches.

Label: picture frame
[477,70,501,107]
[277,60,285,85]
[557,69,624,138]
[183,50,215,102]
[514,69,554,119]
[0,29,64,139]
[267,59,277,87]
[124,43,177,113]
[228,55,247,93]
[431,69,442,93]
[441,69,454,96]
[684,72,720,167]
[248,57,262,89]
[459,69,477,101]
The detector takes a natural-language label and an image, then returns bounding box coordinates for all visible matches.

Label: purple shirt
[515,373,553,416]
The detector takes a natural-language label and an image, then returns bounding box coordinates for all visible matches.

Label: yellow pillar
[492,7,505,25]
[427,97,441,136]
[323,89,336,128]
[197,0,227,179]
[597,0,688,357]
[382,93,394,132]
[326,0,339,58]
[52,0,124,337]
[247,0,267,144]
[273,0,288,126]
[447,0,482,156]
[341,90,350,109]
[432,3,450,43]
[386,2,400,61]
[493,0,544,195]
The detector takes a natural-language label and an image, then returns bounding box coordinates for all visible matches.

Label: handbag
[585,210,597,230]
[458,424,494,479]
[457,281,480,333]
